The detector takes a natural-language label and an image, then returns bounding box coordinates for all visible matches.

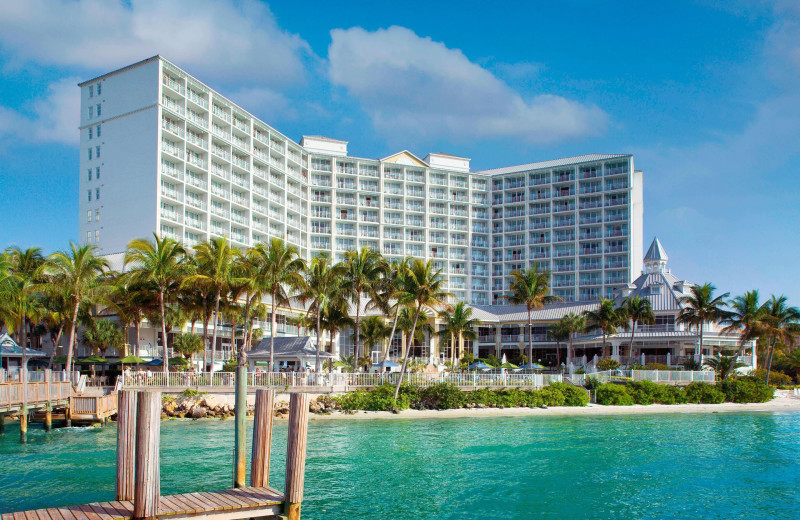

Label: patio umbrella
[500,362,518,369]
[169,357,189,367]
[119,355,146,371]
[145,358,163,366]
[518,362,546,370]
[51,355,68,365]
[77,355,108,378]
[468,362,493,370]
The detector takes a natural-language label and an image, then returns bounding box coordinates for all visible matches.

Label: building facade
[78,56,643,305]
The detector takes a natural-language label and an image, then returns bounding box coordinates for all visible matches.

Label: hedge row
[595,379,774,406]
[333,382,590,411]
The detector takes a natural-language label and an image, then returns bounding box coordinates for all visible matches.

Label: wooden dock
[1,486,285,520]
[70,394,119,422]
[2,368,312,520]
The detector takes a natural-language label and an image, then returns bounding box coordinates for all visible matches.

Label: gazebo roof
[0,333,47,358]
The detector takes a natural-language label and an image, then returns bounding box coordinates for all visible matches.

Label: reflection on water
[1,412,799,519]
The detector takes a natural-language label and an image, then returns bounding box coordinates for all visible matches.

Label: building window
[87,231,91,243]
[87,169,92,181]
[96,104,101,117]
[95,146,100,158]
[96,125,101,137]
[88,106,93,119]
[97,83,101,95]
[95,188,100,200]
[95,209,100,222]
[95,230,99,243]
[88,127,92,139]
[88,86,93,98]
[87,210,92,223]
[95,167,100,179]
[88,148,92,160]
[87,190,91,202]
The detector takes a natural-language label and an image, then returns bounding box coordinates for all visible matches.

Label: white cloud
[0,77,80,144]
[327,26,606,144]
[0,0,313,87]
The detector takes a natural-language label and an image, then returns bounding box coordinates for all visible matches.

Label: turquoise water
[1,412,799,519]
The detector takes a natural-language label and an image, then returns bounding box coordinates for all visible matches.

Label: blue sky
[0,0,798,301]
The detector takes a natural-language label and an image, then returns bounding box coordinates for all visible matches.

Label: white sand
[307,393,800,421]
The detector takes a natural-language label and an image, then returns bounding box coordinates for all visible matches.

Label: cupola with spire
[643,237,668,274]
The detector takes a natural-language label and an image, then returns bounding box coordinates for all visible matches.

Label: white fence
[121,371,565,389]
[580,370,715,384]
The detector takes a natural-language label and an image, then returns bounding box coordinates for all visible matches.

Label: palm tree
[3,247,47,368]
[393,259,452,401]
[321,302,353,360]
[125,233,189,374]
[380,257,412,366]
[722,290,766,357]
[547,319,570,366]
[507,266,561,371]
[299,254,345,373]
[677,283,730,359]
[437,301,479,369]
[107,275,152,357]
[341,247,386,366]
[48,243,109,373]
[561,312,586,365]
[582,298,626,357]
[356,315,391,367]
[82,318,123,358]
[254,238,306,371]
[703,352,746,380]
[182,237,236,373]
[623,296,655,356]
[760,295,800,384]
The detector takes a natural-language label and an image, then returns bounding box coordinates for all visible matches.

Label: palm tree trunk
[21,320,28,370]
[160,289,169,375]
[765,337,776,385]
[134,320,141,357]
[394,306,421,402]
[450,332,456,369]
[210,290,221,373]
[381,307,401,365]
[230,315,236,365]
[66,299,80,375]
[698,320,705,361]
[568,334,573,365]
[629,320,637,357]
[314,312,322,374]
[528,310,533,368]
[354,295,362,370]
[270,291,277,372]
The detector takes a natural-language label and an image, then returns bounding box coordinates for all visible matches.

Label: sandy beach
[307,392,800,421]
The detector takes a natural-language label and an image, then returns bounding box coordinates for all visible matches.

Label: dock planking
[1,488,284,520]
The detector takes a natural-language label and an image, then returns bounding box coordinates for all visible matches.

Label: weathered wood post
[20,367,28,443]
[250,389,274,487]
[19,405,27,443]
[284,393,310,520]
[133,391,161,520]
[117,390,138,501]
[44,369,52,432]
[65,400,72,427]
[233,365,247,488]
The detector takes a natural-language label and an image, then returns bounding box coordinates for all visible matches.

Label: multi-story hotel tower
[78,56,643,305]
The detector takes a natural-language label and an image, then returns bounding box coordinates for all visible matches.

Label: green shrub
[720,378,774,403]
[178,388,205,398]
[548,382,590,406]
[596,383,634,405]
[538,385,567,407]
[750,369,792,386]
[653,384,687,405]
[597,359,621,371]
[645,363,672,371]
[419,383,464,409]
[684,382,725,404]
[628,380,660,405]
[584,376,601,390]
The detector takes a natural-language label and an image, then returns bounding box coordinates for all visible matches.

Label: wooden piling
[66,398,72,427]
[284,393,310,520]
[233,365,247,488]
[44,404,52,432]
[116,390,138,501]
[133,391,161,520]
[250,389,275,487]
[0,413,5,435]
[19,405,27,443]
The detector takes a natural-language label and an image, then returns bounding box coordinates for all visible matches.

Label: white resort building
[68,55,753,371]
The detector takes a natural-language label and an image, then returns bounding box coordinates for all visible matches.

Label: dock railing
[585,369,715,384]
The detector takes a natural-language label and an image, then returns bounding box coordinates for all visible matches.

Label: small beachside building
[248,336,334,371]
[0,333,48,370]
